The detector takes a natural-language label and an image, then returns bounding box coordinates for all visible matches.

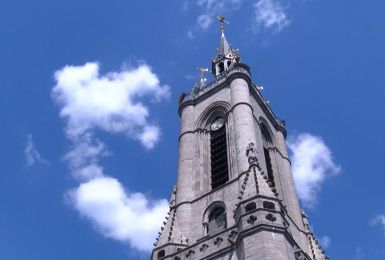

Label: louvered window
[261,124,275,187]
[210,119,229,189]
[264,147,275,187]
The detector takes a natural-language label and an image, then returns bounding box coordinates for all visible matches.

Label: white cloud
[192,0,242,31]
[187,30,195,39]
[52,61,171,252]
[197,14,212,30]
[370,214,385,236]
[319,235,331,249]
[66,176,169,251]
[253,0,290,32]
[24,134,48,166]
[52,62,170,149]
[64,134,108,169]
[288,133,340,208]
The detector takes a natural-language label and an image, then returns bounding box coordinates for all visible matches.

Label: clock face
[211,118,225,131]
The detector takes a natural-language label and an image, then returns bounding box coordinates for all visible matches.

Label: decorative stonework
[213,236,224,246]
[185,249,195,258]
[265,213,277,222]
[227,230,238,245]
[247,214,257,224]
[199,243,209,252]
[246,142,259,166]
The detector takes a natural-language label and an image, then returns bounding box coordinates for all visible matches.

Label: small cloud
[188,0,243,35]
[370,214,385,236]
[66,176,169,251]
[24,134,48,167]
[287,133,341,208]
[253,0,290,32]
[182,1,189,11]
[319,235,331,249]
[185,74,197,81]
[187,30,195,39]
[354,247,364,260]
[197,14,212,30]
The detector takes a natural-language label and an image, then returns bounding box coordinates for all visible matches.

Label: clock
[210,118,225,131]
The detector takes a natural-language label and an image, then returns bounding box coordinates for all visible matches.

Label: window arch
[261,123,273,147]
[210,117,229,189]
[260,123,275,188]
[208,207,227,235]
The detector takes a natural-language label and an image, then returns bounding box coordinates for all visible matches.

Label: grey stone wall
[152,64,327,260]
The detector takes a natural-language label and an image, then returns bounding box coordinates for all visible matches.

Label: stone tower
[151,19,328,260]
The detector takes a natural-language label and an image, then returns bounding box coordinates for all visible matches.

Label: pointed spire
[212,16,240,76]
[216,16,231,57]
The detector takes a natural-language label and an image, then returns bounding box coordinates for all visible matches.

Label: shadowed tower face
[152,18,328,260]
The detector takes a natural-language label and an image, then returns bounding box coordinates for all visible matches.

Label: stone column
[275,130,309,250]
[175,105,195,238]
[230,77,257,174]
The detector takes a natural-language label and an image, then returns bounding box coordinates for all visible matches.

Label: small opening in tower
[157,249,165,259]
[245,202,257,212]
[227,60,231,67]
[263,201,275,210]
[218,62,224,73]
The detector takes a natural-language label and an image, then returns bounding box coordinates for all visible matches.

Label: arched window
[261,124,275,187]
[208,207,227,235]
[261,124,273,146]
[210,117,229,189]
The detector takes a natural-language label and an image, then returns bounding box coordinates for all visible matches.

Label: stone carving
[186,249,195,257]
[213,236,223,245]
[246,142,259,166]
[199,243,209,252]
[265,213,277,222]
[228,230,238,245]
[247,215,257,224]
[169,185,177,207]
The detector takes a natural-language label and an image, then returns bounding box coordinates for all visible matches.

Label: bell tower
[152,18,328,260]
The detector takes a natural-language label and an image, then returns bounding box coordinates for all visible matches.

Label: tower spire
[212,16,240,76]
[216,16,230,56]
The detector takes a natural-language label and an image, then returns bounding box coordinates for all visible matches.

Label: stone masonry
[151,23,328,260]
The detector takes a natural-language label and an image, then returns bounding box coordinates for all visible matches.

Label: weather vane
[216,16,229,33]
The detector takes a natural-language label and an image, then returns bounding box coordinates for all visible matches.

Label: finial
[216,16,229,34]
[197,67,209,86]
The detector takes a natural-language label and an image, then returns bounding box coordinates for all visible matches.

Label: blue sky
[1,0,385,259]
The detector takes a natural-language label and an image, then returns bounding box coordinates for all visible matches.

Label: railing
[182,66,251,103]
